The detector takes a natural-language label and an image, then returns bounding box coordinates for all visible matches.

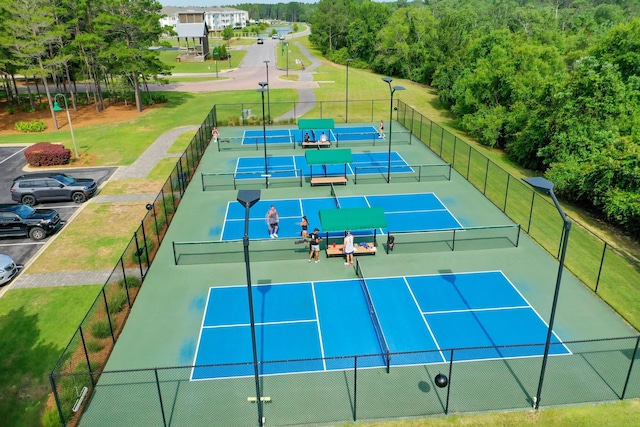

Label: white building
[160,8,249,32]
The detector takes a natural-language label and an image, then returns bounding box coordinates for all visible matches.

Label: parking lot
[0,146,116,274]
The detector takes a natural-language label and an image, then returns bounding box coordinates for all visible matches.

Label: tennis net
[330,183,341,208]
[355,259,391,372]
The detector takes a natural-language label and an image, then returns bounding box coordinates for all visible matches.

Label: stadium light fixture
[236,189,264,427]
[522,176,572,410]
[381,78,405,183]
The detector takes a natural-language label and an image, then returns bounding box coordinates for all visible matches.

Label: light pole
[522,177,572,410]
[53,94,79,159]
[345,58,352,123]
[258,82,269,188]
[263,60,271,124]
[236,189,265,427]
[285,42,289,77]
[381,78,405,183]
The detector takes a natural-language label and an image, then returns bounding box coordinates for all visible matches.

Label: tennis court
[220,192,461,241]
[192,268,570,380]
[241,126,380,145]
[234,151,412,179]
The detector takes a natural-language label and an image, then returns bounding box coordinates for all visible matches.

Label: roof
[319,207,387,232]
[175,23,208,38]
[305,149,352,165]
[298,118,335,130]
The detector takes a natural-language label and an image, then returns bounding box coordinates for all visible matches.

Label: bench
[326,242,377,257]
[302,141,331,148]
[310,176,347,186]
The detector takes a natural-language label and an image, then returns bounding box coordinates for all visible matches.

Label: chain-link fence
[396,99,640,332]
[52,336,639,426]
[49,99,640,426]
[49,104,216,426]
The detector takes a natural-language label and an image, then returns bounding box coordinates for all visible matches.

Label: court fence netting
[385,224,521,253]
[49,99,640,426]
[53,335,640,426]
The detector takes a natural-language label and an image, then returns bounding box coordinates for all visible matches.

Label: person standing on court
[343,230,355,266]
[298,216,309,239]
[212,126,219,143]
[379,120,385,139]
[308,228,322,263]
[266,205,279,238]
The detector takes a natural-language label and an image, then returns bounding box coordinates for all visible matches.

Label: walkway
[7,36,322,291]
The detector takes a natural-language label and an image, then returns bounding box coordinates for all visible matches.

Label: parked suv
[11,173,97,205]
[0,204,63,240]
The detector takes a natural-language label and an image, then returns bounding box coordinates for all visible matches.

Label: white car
[0,254,21,286]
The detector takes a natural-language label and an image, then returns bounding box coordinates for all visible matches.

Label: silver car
[0,254,21,286]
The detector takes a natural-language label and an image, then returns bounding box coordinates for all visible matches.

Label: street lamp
[345,58,352,123]
[381,78,405,183]
[263,60,271,124]
[285,42,289,77]
[52,94,79,159]
[258,82,269,188]
[236,189,265,427]
[522,177,572,410]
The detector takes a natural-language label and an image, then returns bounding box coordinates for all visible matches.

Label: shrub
[15,120,46,132]
[108,291,128,315]
[24,142,71,166]
[86,340,104,353]
[5,104,17,114]
[90,319,112,339]
[41,406,63,427]
[118,276,142,289]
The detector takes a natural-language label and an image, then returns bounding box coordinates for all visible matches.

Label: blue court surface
[191,270,570,380]
[234,151,412,179]
[220,193,462,240]
[241,126,380,145]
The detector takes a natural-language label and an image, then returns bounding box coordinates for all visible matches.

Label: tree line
[0,0,169,127]
[310,0,640,239]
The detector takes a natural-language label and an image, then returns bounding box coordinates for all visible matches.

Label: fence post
[526,192,535,233]
[621,335,640,399]
[444,349,454,414]
[353,356,358,421]
[102,288,116,342]
[49,373,66,427]
[503,175,511,212]
[154,369,168,427]
[466,146,472,180]
[134,231,144,279]
[78,326,95,387]
[595,242,607,293]
[452,136,457,168]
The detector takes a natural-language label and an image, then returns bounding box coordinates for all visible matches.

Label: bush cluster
[15,120,46,132]
[24,142,71,166]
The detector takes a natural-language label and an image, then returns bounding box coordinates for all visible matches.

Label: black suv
[11,173,97,206]
[0,204,63,240]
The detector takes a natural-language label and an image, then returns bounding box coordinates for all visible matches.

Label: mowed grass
[0,286,101,427]
[1,32,639,427]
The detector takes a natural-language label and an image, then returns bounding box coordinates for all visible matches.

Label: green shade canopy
[319,207,387,232]
[298,118,334,130]
[305,148,352,165]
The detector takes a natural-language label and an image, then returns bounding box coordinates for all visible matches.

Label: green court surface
[79,122,639,426]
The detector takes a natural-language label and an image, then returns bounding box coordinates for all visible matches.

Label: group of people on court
[265,206,354,264]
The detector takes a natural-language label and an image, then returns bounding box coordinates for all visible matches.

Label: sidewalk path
[7,35,322,291]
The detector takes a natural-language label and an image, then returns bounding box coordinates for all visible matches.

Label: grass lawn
[1,33,639,427]
[0,286,101,427]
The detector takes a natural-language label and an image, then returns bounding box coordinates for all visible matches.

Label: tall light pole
[345,58,352,123]
[236,189,265,427]
[285,42,289,77]
[258,82,269,188]
[53,94,79,159]
[263,60,271,124]
[381,78,405,183]
[522,177,572,410]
